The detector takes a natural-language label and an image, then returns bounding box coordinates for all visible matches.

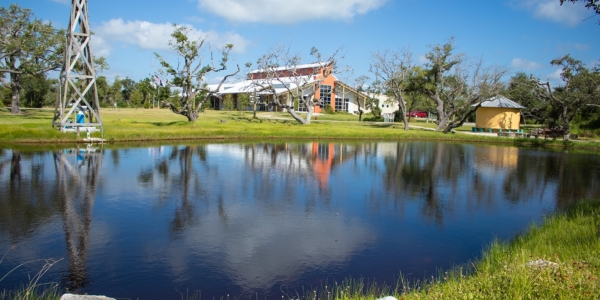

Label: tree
[0,4,65,114]
[504,72,548,124]
[249,46,341,125]
[136,78,155,107]
[129,89,143,107]
[95,76,110,104]
[237,92,250,115]
[415,38,506,133]
[120,77,137,104]
[21,73,50,108]
[531,55,600,139]
[222,94,234,111]
[370,48,415,130]
[109,77,123,106]
[156,24,239,121]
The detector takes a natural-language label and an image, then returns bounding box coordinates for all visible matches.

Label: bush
[323,104,334,114]
[371,106,382,118]
[363,116,384,122]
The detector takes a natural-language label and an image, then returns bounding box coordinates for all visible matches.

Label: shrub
[363,116,384,122]
[323,104,334,114]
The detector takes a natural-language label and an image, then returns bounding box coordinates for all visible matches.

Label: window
[297,96,308,112]
[320,85,331,107]
[335,97,349,112]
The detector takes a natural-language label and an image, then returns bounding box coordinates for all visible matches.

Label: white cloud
[512,0,589,26]
[196,0,388,24]
[93,19,250,55]
[510,58,542,71]
[546,68,564,83]
[91,36,111,57]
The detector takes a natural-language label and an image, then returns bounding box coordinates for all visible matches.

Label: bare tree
[248,46,341,125]
[419,38,506,133]
[155,25,239,121]
[370,48,414,130]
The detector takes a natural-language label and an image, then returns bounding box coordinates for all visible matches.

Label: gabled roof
[477,95,525,109]
[208,75,319,95]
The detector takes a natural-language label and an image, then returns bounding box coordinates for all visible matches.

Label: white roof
[208,76,319,95]
[479,95,525,109]
[247,61,332,74]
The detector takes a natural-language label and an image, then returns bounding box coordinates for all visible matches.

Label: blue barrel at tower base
[77,111,85,123]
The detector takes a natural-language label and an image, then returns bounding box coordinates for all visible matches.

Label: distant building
[209,62,371,114]
[474,95,525,132]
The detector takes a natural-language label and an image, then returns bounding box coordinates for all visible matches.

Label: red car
[408,111,428,118]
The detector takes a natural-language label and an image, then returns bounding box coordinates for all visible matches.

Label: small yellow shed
[474,95,525,132]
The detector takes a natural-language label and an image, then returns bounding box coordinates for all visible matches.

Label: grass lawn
[0,108,599,152]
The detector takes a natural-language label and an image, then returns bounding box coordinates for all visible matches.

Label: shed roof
[477,95,525,109]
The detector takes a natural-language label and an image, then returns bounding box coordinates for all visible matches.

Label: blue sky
[12,0,600,86]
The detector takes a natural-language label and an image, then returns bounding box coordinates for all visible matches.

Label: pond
[0,141,599,299]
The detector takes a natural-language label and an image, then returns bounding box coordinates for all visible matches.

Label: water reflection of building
[237,142,363,189]
[312,143,334,189]
[474,146,519,173]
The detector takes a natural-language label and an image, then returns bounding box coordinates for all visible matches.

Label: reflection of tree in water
[378,142,600,225]
[500,149,600,208]
[136,143,369,238]
[136,145,209,238]
[380,142,468,225]
[0,150,60,243]
[53,146,102,291]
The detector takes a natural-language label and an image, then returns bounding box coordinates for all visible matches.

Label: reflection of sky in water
[0,143,599,299]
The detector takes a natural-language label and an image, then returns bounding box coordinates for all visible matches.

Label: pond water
[0,141,599,299]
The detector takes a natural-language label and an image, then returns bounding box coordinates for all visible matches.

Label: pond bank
[1,108,599,152]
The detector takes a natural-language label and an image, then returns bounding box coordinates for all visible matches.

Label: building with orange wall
[211,62,370,114]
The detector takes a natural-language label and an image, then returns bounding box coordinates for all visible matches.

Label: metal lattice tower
[53,0,102,134]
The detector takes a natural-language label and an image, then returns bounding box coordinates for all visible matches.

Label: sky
[11,0,600,87]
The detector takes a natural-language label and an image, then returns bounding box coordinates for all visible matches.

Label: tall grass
[0,247,62,300]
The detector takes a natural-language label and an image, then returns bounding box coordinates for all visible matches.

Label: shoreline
[1,108,599,152]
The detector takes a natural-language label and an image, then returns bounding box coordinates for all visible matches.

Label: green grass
[1,108,599,152]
